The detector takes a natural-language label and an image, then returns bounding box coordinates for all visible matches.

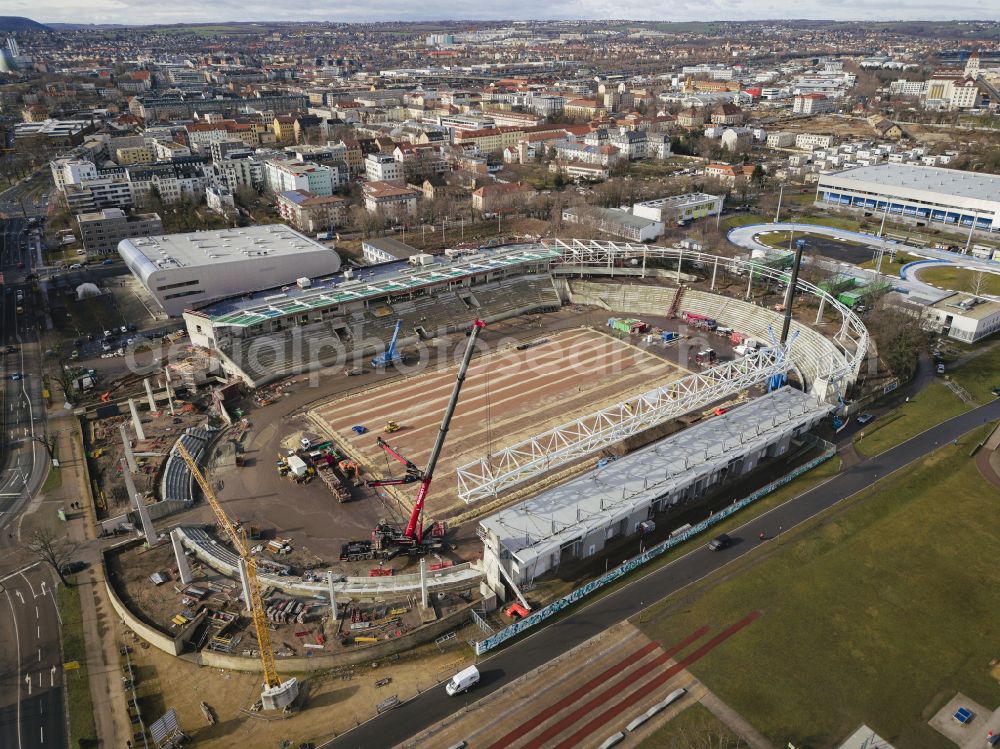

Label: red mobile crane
[355,319,487,560]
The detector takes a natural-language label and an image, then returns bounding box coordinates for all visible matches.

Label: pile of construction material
[264,596,317,625]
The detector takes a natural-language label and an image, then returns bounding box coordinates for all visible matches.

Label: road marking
[37,648,40,662]
[36,625,39,639]
[20,572,35,599]
[50,665,55,687]
[4,588,23,749]
[39,726,42,743]
[34,605,37,618]
[24,674,30,696]
[15,590,23,604]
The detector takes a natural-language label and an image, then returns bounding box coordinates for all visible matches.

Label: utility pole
[774,183,784,224]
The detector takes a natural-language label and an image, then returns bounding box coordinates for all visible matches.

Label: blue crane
[765,324,799,392]
[372,319,404,368]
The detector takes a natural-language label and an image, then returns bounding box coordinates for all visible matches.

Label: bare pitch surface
[310,328,687,516]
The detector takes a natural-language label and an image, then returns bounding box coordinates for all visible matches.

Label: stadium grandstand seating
[216,275,561,386]
[682,290,846,388]
[567,281,678,316]
[162,424,218,504]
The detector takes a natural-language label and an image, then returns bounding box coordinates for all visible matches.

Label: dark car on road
[708,533,732,551]
[59,561,86,575]
[856,413,875,425]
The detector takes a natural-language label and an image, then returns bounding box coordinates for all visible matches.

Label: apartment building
[264,159,338,196]
[365,153,405,183]
[766,132,796,148]
[795,133,837,150]
[77,207,162,258]
[363,181,420,216]
[471,182,535,213]
[704,162,756,185]
[793,93,837,114]
[277,189,348,232]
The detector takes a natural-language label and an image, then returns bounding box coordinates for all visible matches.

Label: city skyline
[5,1,1000,26]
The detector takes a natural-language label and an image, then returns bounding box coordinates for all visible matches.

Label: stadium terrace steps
[216,276,562,386]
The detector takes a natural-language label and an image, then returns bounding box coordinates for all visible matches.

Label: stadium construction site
[97,237,870,700]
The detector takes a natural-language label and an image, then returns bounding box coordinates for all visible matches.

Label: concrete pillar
[122,460,154,541]
[144,378,156,412]
[163,367,176,416]
[119,423,137,473]
[711,257,718,290]
[815,295,826,325]
[238,558,252,615]
[171,529,192,584]
[327,571,338,620]
[128,398,145,441]
[419,558,429,609]
[745,270,753,300]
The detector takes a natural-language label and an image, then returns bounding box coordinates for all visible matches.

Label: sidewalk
[42,415,133,748]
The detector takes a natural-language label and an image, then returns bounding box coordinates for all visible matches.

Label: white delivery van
[445,665,480,696]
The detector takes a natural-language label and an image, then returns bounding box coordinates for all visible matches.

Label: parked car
[856,413,875,425]
[69,263,82,269]
[708,533,732,551]
[937,363,946,375]
[58,561,86,575]
[9,372,23,381]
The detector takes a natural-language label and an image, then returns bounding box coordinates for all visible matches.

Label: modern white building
[264,159,338,197]
[793,93,837,114]
[118,225,341,316]
[561,206,664,242]
[479,387,831,589]
[364,153,405,183]
[632,193,723,224]
[816,164,1000,232]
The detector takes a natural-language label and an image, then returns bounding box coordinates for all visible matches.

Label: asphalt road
[0,172,51,221]
[0,564,66,749]
[1,218,49,532]
[324,397,1000,749]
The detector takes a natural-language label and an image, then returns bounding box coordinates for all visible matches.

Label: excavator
[344,319,487,562]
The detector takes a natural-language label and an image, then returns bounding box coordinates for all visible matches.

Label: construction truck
[384,421,400,433]
[317,462,351,502]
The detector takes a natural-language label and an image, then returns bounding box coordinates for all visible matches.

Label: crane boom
[174,442,281,688]
[405,319,486,541]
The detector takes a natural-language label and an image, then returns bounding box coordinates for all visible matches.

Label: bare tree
[969,270,988,297]
[23,528,77,587]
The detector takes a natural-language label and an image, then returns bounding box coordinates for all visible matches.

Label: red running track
[496,625,711,749]
[551,610,763,749]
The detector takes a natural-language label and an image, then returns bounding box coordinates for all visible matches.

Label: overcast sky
[7,0,997,27]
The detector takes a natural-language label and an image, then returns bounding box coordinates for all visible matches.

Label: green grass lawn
[636,703,744,748]
[721,214,767,230]
[794,214,863,231]
[915,265,1000,296]
[41,448,62,493]
[58,581,97,747]
[858,252,919,271]
[854,381,971,457]
[950,343,1000,403]
[637,427,999,749]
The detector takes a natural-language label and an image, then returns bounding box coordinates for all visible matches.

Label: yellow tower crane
[175,443,297,706]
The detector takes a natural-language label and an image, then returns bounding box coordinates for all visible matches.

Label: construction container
[287,455,308,478]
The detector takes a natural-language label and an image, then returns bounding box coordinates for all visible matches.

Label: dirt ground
[310,326,686,518]
[123,617,482,749]
[86,404,207,520]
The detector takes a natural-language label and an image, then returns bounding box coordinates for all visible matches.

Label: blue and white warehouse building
[816,164,1000,233]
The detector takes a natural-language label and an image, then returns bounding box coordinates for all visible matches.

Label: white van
[445,665,479,696]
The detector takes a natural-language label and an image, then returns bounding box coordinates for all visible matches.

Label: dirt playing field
[310,327,689,517]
